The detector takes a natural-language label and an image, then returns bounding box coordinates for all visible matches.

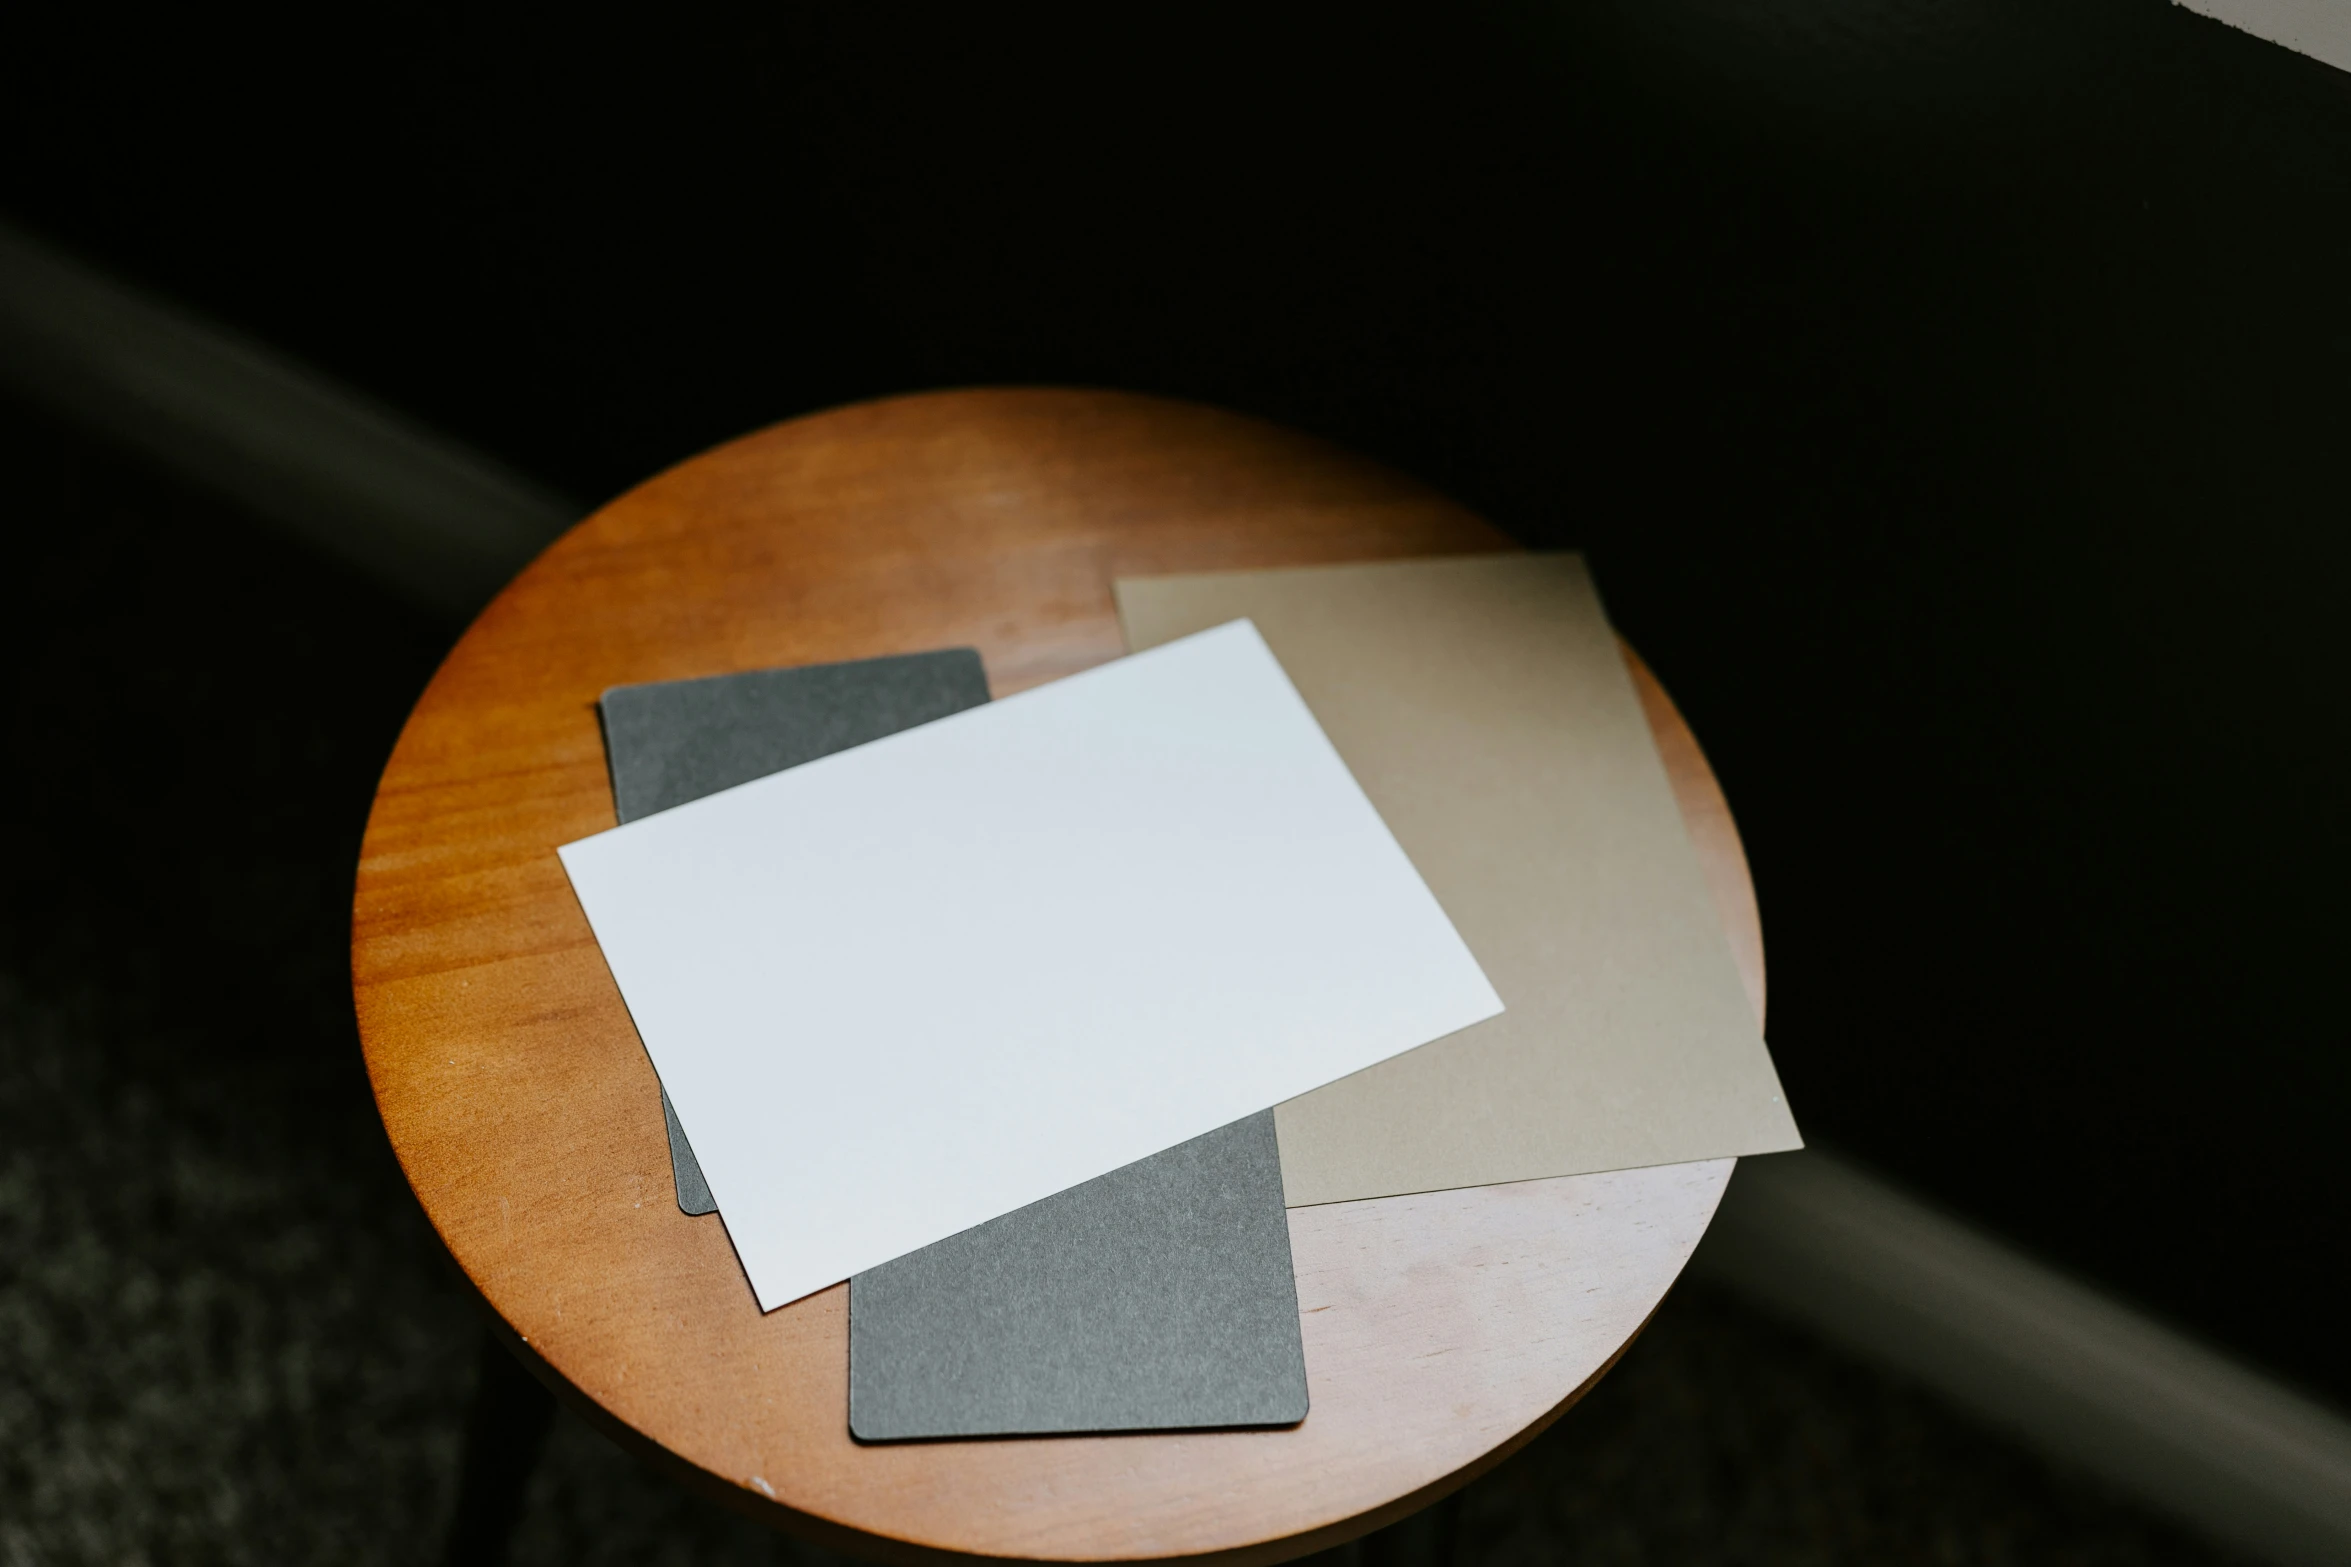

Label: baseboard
[0,217,570,615]
[1696,1149,2351,1566]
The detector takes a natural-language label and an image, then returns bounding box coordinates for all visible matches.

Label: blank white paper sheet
[558,621,1502,1310]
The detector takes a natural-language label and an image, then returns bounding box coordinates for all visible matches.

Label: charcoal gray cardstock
[601,647,993,823]
[658,1089,715,1215]
[848,1111,1307,1442]
[599,648,993,1214]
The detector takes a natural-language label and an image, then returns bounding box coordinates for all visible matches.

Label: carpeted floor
[0,399,2249,1566]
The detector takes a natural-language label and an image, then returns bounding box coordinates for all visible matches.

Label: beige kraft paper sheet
[1116,553,1803,1208]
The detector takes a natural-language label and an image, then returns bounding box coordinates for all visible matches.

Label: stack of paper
[593,649,1311,1439]
[558,553,1801,1444]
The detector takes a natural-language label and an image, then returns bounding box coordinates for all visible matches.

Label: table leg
[1305,1491,1463,1567]
[440,1327,558,1567]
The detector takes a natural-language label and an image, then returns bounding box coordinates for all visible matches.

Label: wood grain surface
[353,389,1766,1565]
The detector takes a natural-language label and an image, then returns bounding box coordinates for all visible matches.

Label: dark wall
[6,2,2346,1402]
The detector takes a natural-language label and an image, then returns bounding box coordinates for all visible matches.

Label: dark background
[4,0,2345,1414]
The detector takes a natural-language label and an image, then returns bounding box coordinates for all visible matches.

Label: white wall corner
[2174,0,2351,75]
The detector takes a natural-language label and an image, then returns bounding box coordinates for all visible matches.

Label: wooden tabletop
[352,388,1766,1565]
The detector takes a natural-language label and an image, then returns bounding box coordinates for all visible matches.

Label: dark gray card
[848,1110,1305,1441]
[602,648,993,822]
[597,649,1309,1441]
[600,648,994,1216]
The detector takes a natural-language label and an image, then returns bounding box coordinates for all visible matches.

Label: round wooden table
[354,389,1765,1565]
